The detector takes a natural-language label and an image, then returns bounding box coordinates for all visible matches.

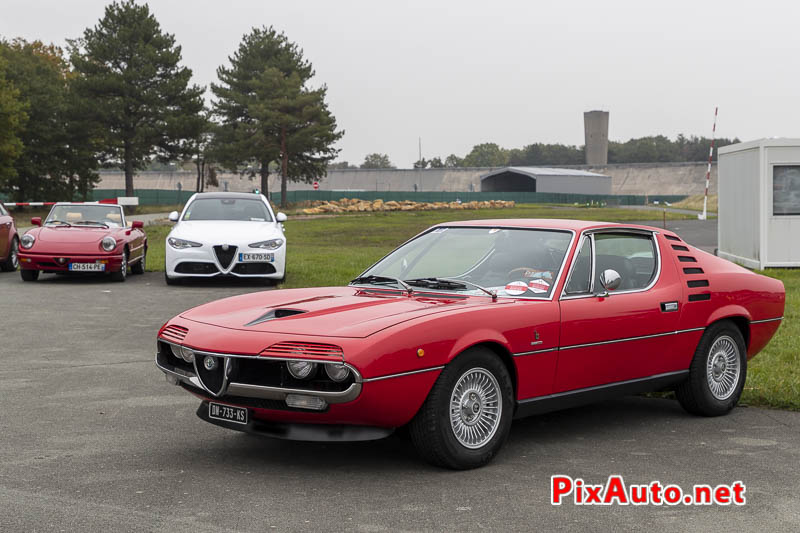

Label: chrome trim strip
[517,370,690,404]
[227,382,362,403]
[513,347,558,357]
[559,327,704,351]
[362,366,445,383]
[751,317,783,324]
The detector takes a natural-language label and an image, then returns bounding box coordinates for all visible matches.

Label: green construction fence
[2,189,687,207]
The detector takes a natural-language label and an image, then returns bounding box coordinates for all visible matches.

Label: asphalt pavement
[3,219,799,532]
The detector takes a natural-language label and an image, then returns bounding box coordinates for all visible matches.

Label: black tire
[131,249,146,275]
[676,321,747,417]
[409,347,514,469]
[165,272,179,285]
[20,268,39,282]
[1,237,19,271]
[111,250,128,282]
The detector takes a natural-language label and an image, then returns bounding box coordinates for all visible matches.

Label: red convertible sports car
[0,203,19,272]
[155,219,784,469]
[18,203,147,282]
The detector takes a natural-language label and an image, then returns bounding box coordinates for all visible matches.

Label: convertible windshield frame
[352,225,577,301]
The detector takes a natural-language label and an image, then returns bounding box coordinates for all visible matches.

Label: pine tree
[69,1,204,196]
[212,26,342,206]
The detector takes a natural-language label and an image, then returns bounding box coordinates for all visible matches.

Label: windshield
[46,205,124,227]
[359,227,573,298]
[183,198,273,222]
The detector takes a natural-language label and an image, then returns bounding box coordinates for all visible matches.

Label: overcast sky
[2,0,799,167]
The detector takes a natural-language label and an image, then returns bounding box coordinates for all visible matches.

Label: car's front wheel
[1,237,18,271]
[20,268,39,282]
[676,321,747,416]
[409,347,514,469]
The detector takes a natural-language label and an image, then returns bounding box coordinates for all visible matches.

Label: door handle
[660,301,679,312]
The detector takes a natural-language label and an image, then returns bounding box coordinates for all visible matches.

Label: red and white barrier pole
[3,197,138,208]
[698,107,718,221]
[2,202,57,207]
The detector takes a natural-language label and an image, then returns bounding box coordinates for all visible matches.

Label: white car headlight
[249,238,284,250]
[20,234,35,249]
[101,236,117,252]
[168,237,202,249]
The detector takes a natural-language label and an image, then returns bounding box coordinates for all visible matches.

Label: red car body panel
[157,219,785,431]
[0,207,18,263]
[18,222,146,273]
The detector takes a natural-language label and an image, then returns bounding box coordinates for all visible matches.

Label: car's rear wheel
[111,251,128,282]
[409,347,513,469]
[1,237,19,271]
[676,321,747,416]
[20,268,39,282]
[131,248,146,275]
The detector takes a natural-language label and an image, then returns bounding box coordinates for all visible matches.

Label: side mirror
[599,269,622,293]
[131,220,144,229]
[168,211,180,222]
[276,212,287,223]
[31,217,42,227]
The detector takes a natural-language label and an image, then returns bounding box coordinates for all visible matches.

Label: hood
[27,226,118,253]
[180,286,507,338]
[170,220,282,245]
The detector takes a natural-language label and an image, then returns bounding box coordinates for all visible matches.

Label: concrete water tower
[584,110,609,165]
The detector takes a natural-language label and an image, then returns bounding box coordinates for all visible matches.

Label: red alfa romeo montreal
[18,203,147,282]
[156,219,784,469]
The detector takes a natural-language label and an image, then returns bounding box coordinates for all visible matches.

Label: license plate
[69,263,106,271]
[208,402,248,425]
[238,253,274,262]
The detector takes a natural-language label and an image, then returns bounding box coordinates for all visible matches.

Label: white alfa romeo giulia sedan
[164,192,287,285]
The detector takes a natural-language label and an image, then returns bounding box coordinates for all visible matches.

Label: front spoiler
[196,401,394,442]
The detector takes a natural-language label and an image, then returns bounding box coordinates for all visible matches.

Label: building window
[773,165,800,216]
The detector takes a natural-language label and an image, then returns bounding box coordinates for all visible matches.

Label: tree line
[0,1,341,206]
[337,134,739,170]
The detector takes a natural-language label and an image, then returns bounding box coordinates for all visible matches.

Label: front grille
[261,341,344,359]
[213,245,237,269]
[157,341,354,393]
[175,262,218,274]
[232,262,276,275]
[161,325,188,342]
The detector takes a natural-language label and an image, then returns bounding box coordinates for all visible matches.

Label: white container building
[718,138,800,269]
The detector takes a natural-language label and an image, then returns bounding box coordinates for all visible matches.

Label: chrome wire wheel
[706,335,741,401]
[449,368,502,449]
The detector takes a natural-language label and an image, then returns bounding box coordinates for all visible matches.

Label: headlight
[20,234,35,249]
[325,364,350,382]
[168,237,202,249]
[249,238,284,250]
[169,344,194,363]
[101,236,117,252]
[287,360,316,380]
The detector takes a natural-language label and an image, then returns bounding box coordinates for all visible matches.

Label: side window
[565,236,592,294]
[594,232,656,291]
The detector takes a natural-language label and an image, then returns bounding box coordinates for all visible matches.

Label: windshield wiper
[350,275,413,295]
[45,220,71,227]
[406,277,497,300]
[73,220,109,228]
